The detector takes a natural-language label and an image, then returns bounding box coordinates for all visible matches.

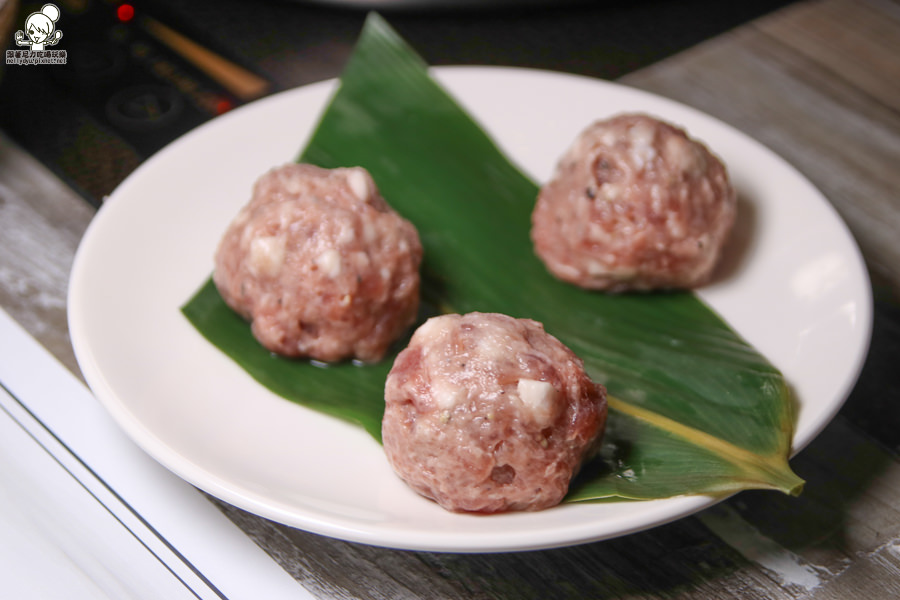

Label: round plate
[68,67,872,553]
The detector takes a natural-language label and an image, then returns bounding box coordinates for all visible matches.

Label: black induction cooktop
[0,0,793,206]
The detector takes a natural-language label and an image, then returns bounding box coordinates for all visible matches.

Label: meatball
[214,164,422,363]
[382,312,607,513]
[531,113,737,291]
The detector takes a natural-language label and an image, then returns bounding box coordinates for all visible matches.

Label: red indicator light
[117,4,135,22]
[215,98,234,115]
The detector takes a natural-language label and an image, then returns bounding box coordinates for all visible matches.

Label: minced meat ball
[531,113,737,291]
[382,312,607,513]
[214,163,422,362]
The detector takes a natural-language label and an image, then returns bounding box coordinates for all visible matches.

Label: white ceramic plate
[68,67,872,553]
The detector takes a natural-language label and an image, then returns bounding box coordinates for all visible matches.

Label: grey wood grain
[0,133,92,377]
[620,0,900,300]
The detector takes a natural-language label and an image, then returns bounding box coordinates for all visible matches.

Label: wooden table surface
[2,0,899,597]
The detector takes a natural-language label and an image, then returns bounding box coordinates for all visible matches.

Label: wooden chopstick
[139,16,270,102]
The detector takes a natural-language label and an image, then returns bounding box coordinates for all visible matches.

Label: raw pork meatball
[214,163,422,363]
[531,113,737,291]
[382,312,607,513]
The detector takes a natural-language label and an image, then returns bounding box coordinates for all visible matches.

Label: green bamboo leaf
[182,13,803,501]
[183,278,390,440]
